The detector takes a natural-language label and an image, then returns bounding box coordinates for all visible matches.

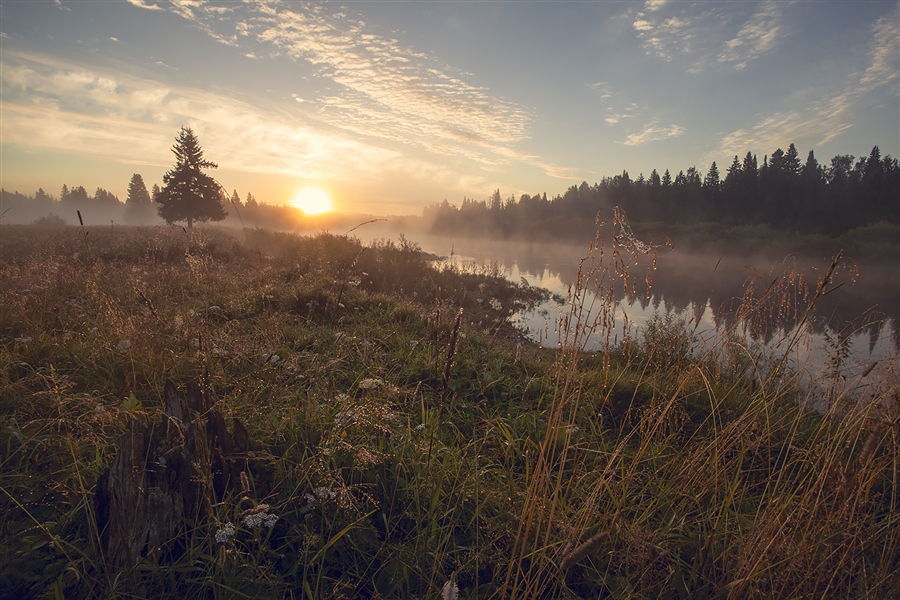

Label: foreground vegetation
[1,222,897,599]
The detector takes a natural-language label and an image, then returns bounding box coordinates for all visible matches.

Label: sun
[290,186,333,215]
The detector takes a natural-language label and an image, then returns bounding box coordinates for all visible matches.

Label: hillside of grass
[1,224,897,599]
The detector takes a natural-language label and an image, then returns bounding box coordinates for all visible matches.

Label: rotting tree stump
[94,380,251,570]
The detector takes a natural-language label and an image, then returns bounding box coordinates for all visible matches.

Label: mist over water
[385,231,899,387]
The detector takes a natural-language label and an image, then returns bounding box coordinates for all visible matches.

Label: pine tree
[124,173,153,224]
[156,127,226,231]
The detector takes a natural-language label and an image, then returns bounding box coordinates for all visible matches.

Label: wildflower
[442,574,459,600]
[489,298,502,311]
[242,504,278,529]
[414,423,426,432]
[358,378,383,390]
[215,522,235,543]
[267,354,280,364]
[14,337,33,344]
[313,487,336,501]
[116,340,131,353]
[335,410,358,425]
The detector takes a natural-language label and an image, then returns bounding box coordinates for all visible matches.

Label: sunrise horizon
[1,1,898,218]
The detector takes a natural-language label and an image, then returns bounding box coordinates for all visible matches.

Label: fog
[348,227,900,388]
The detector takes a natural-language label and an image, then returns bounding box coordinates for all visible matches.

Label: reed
[0,221,896,598]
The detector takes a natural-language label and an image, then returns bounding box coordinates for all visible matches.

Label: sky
[1,0,898,216]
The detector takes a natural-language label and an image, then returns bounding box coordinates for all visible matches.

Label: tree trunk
[94,380,250,573]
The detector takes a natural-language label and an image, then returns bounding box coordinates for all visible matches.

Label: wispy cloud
[0,51,397,181]
[588,81,614,100]
[713,4,899,161]
[632,0,783,71]
[717,0,783,70]
[860,3,900,89]
[622,121,685,146]
[125,0,163,11]
[605,103,641,125]
[130,1,547,175]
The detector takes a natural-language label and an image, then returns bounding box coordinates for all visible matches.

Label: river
[404,233,899,393]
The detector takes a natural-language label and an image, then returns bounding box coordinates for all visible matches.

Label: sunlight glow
[290,186,333,215]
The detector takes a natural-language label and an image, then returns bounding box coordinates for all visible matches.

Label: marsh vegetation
[1,222,897,599]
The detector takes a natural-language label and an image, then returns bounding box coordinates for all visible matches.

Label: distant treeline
[425,144,899,240]
[0,179,313,231]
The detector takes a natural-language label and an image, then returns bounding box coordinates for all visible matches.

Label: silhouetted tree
[124,174,154,224]
[156,127,226,231]
[427,142,898,239]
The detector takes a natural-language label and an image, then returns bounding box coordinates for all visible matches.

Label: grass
[0,221,897,599]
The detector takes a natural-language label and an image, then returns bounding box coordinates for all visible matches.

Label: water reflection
[412,234,899,381]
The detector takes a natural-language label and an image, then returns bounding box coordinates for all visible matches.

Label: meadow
[0,222,897,599]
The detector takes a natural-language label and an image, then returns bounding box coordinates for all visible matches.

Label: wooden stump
[94,380,248,570]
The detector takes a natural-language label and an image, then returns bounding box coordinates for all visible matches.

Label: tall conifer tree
[156,127,226,231]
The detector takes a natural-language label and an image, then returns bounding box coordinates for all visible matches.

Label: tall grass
[0,221,896,598]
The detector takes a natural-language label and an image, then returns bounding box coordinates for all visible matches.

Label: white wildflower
[267,354,281,364]
[414,423,426,432]
[116,340,131,353]
[314,487,335,501]
[442,574,459,600]
[14,337,33,344]
[334,410,358,425]
[215,522,235,543]
[242,504,278,529]
[489,298,502,311]
[358,378,383,390]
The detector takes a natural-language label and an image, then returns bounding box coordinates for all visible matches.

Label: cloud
[125,0,163,11]
[713,4,899,161]
[0,51,398,181]
[622,121,685,146]
[859,3,900,89]
[632,1,783,70]
[136,1,563,177]
[605,103,641,125]
[588,81,614,100]
[717,0,783,70]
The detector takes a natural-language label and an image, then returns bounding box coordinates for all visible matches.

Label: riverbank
[1,224,897,598]
[629,220,900,262]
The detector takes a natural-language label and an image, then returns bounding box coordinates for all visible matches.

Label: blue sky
[1,0,897,215]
